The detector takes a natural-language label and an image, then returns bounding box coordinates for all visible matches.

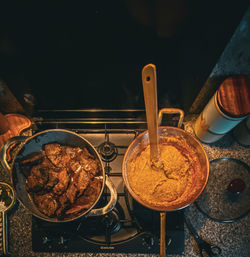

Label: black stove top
[31,109,185,254]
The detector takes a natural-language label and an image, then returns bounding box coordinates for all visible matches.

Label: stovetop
[31,109,185,254]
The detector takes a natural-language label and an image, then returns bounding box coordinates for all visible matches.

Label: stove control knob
[58,236,69,245]
[166,237,172,246]
[42,236,52,244]
[143,235,155,248]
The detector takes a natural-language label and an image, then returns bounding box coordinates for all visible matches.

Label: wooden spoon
[142,64,160,165]
[142,63,166,257]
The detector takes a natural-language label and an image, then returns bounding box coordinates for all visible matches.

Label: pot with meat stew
[0,129,117,222]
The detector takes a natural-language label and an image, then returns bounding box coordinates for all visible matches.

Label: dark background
[0,1,249,113]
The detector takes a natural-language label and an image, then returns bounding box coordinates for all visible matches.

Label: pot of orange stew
[122,108,209,253]
[0,129,117,222]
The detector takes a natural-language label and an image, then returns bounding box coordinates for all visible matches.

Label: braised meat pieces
[19,143,102,219]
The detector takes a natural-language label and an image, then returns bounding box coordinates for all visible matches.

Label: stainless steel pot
[0,129,117,222]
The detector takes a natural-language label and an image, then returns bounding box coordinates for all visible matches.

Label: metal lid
[217,76,250,118]
[195,158,250,222]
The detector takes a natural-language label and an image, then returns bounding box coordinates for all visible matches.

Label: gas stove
[31,109,184,254]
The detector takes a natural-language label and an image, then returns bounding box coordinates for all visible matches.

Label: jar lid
[217,76,250,118]
[195,158,250,222]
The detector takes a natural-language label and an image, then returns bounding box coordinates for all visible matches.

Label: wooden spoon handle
[142,64,159,162]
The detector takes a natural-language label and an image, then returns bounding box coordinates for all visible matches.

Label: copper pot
[122,108,209,254]
[1,129,117,223]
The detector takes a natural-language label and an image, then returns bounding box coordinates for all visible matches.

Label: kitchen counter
[0,114,249,257]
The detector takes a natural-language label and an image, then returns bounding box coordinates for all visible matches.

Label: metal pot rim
[122,126,209,212]
[7,129,109,222]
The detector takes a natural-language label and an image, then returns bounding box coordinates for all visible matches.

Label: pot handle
[85,175,117,217]
[158,108,184,257]
[0,136,28,172]
[160,212,166,257]
[158,108,184,128]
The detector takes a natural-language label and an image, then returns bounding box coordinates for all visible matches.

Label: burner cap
[76,201,125,238]
[98,142,118,161]
[77,209,122,237]
[195,158,250,222]
[101,211,121,234]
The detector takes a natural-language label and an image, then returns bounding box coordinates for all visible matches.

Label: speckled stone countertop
[0,114,249,257]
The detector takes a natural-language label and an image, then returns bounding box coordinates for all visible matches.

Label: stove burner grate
[31,109,184,255]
